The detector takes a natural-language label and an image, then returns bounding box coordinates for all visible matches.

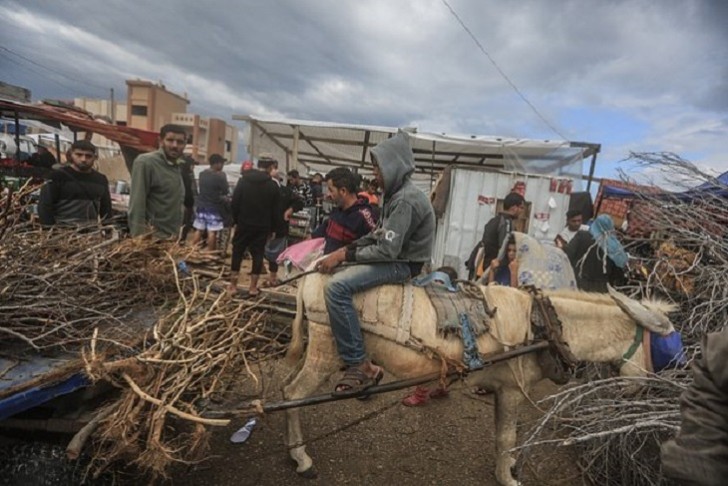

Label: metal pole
[110,88,115,124]
[430,140,436,190]
[292,125,300,172]
[204,341,550,418]
[586,152,597,193]
[55,133,61,165]
[13,110,20,161]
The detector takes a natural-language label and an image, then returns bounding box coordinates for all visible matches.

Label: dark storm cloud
[1,0,727,170]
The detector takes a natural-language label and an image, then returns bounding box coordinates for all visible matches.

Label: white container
[432,167,575,277]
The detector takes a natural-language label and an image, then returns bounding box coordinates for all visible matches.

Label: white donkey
[283,273,674,486]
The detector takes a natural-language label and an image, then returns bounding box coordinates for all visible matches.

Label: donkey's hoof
[298,466,318,479]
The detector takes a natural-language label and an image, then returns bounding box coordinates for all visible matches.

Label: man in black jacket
[38,140,111,226]
[227,157,281,296]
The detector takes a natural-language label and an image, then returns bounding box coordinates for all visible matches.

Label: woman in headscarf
[564,214,628,292]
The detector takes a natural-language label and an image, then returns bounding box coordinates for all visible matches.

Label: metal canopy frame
[233,115,600,185]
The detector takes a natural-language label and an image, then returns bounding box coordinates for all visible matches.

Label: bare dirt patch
[173,361,582,486]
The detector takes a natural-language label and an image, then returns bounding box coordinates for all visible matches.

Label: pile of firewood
[0,190,289,480]
[0,224,194,350]
[77,273,288,479]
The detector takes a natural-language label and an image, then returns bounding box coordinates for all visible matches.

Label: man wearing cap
[128,124,186,239]
[228,157,282,297]
[190,153,230,251]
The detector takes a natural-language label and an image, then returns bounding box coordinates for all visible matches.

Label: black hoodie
[231,169,281,231]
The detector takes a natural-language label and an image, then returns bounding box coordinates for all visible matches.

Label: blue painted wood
[0,373,90,420]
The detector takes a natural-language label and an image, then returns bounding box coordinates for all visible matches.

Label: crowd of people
[36,126,632,387]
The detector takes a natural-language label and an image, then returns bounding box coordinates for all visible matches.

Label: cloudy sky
[1,0,727,181]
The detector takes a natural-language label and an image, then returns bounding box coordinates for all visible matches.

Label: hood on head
[370,130,414,195]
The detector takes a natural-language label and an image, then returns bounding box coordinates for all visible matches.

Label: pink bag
[277,238,325,270]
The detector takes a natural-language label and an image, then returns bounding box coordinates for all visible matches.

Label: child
[487,237,518,287]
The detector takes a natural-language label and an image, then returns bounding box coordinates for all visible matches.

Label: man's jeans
[324,262,412,366]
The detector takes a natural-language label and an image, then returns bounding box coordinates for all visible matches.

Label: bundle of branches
[613,153,728,343]
[78,274,288,480]
[518,153,728,486]
[518,372,689,485]
[0,178,37,240]
[0,223,191,351]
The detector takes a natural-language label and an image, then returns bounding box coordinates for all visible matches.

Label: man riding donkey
[316,130,436,396]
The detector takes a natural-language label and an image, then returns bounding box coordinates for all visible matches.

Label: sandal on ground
[332,365,384,397]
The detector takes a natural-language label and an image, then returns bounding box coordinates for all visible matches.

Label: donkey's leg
[494,386,524,486]
[283,323,339,478]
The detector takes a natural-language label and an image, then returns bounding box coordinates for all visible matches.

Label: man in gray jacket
[317,131,435,396]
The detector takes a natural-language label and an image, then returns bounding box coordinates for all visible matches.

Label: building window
[116,121,127,126]
[187,133,194,144]
[130,105,148,116]
[225,141,231,151]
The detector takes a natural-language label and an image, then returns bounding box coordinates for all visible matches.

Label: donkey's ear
[607,285,675,336]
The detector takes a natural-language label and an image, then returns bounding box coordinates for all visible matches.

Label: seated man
[311,167,378,254]
[316,131,436,396]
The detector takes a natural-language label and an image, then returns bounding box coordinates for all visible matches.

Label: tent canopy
[233,115,600,181]
[600,170,728,202]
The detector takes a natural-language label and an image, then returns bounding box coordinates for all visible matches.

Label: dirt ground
[170,360,584,486]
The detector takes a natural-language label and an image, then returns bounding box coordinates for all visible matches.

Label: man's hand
[554,235,566,249]
[316,248,346,274]
[284,208,294,221]
[489,258,500,271]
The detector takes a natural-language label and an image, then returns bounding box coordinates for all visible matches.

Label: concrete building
[171,113,238,163]
[124,80,237,163]
[125,80,189,132]
[74,97,127,126]
[72,97,127,158]
[0,81,31,102]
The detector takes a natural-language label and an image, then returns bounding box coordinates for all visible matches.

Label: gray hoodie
[345,131,435,271]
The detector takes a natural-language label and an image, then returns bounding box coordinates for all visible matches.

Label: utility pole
[110,88,115,124]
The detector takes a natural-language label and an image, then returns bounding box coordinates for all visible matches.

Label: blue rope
[460,313,484,369]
